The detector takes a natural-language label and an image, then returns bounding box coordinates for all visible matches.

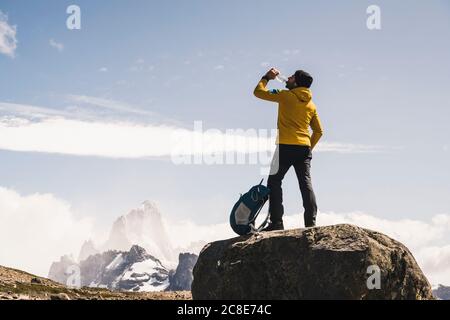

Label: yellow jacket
[254,79,323,149]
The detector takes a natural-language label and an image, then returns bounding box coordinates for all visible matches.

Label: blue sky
[1,1,450,279]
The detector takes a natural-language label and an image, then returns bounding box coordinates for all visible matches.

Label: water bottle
[275,74,288,83]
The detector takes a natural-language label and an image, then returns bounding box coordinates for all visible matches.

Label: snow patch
[106,253,124,270]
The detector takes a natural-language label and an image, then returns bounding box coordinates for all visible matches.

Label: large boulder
[192,224,433,300]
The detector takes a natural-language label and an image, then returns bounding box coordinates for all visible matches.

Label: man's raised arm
[253,68,284,103]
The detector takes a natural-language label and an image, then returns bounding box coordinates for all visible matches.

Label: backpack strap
[248,198,265,224]
[250,211,270,234]
[249,179,269,229]
[248,198,270,233]
[256,212,271,232]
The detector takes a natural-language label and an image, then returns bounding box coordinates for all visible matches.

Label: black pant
[267,144,318,227]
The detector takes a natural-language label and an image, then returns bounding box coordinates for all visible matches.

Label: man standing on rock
[254,68,323,231]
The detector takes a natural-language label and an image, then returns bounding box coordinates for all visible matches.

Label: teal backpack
[229,179,271,235]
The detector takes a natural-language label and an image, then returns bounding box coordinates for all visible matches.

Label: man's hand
[264,68,280,81]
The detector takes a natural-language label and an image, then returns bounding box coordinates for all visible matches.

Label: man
[254,68,323,231]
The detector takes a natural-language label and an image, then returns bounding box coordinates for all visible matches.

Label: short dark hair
[294,70,313,88]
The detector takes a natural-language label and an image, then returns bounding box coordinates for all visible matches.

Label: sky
[1,0,450,284]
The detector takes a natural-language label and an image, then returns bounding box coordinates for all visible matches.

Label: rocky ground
[0,265,191,300]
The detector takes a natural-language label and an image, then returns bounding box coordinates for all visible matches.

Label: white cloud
[0,114,389,159]
[0,11,17,58]
[167,210,450,286]
[99,67,108,72]
[315,212,450,250]
[417,245,450,284]
[0,186,94,277]
[167,219,232,249]
[214,65,225,70]
[0,116,176,158]
[0,100,392,159]
[49,38,64,52]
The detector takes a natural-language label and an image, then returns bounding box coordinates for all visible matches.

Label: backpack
[229,179,271,235]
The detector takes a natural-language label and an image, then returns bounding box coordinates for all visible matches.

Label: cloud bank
[0,187,94,277]
[1,186,448,285]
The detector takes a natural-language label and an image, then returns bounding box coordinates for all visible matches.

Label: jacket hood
[291,87,312,103]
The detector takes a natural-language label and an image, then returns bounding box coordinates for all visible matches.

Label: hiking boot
[262,221,284,232]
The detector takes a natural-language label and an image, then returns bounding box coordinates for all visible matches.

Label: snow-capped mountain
[48,200,198,292]
[84,245,169,292]
[102,201,175,264]
[49,245,170,292]
[433,284,450,300]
